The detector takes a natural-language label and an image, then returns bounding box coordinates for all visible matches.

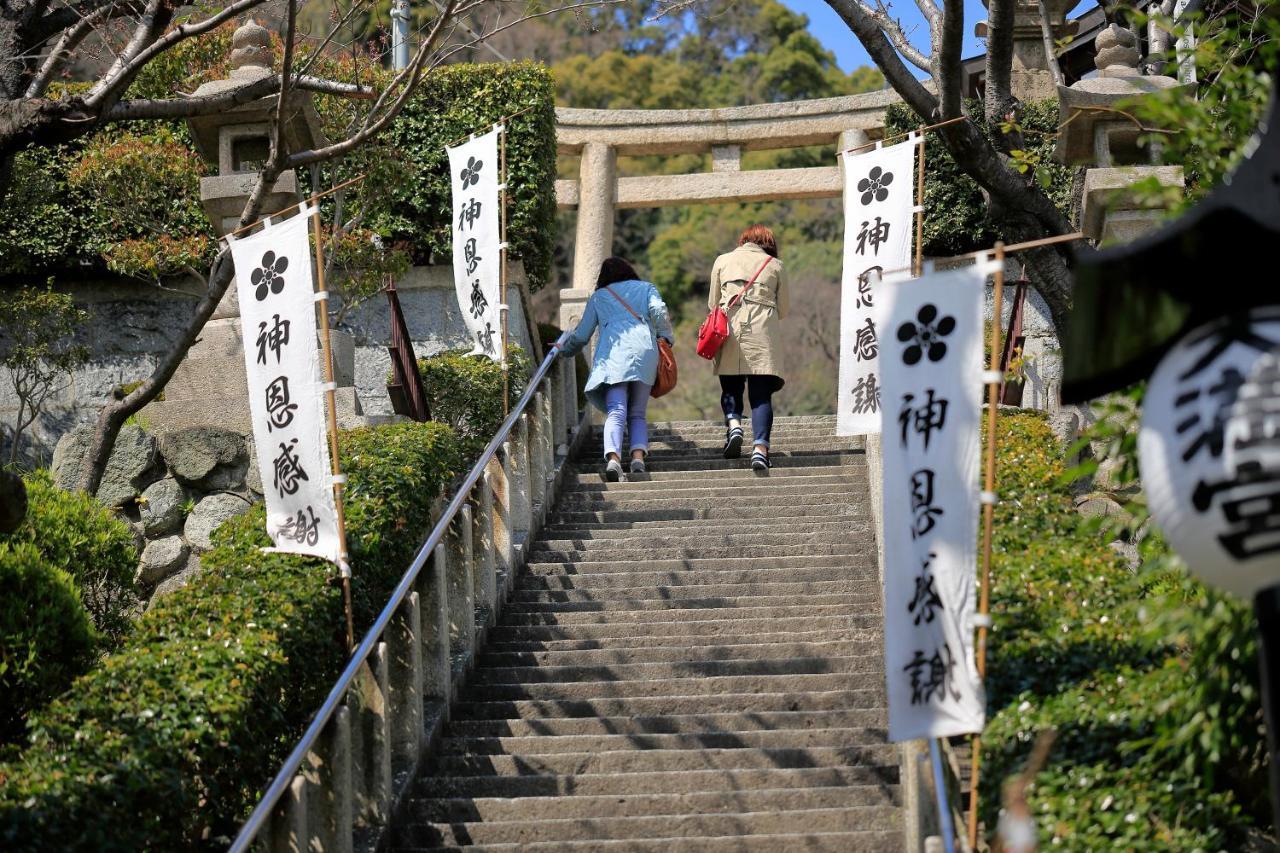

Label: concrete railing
[230,344,584,853]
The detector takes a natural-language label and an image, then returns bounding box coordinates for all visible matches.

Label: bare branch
[824,0,939,119]
[1036,0,1065,88]
[911,0,940,25]
[984,0,1015,123]
[27,1,147,98]
[104,74,373,122]
[864,0,932,73]
[938,0,964,118]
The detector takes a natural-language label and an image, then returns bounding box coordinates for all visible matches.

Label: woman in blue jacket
[558,258,675,481]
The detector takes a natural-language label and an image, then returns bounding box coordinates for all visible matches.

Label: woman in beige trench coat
[708,225,788,470]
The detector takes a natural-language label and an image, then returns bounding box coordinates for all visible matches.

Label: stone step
[482,628,881,655]
[531,531,870,554]
[450,688,886,720]
[561,474,865,498]
[396,831,901,853]
[404,784,895,823]
[570,453,860,473]
[561,466,864,487]
[548,505,865,524]
[469,655,879,686]
[530,544,874,563]
[458,672,880,703]
[578,442,862,459]
[502,593,879,615]
[556,487,864,507]
[430,744,899,778]
[510,580,873,602]
[523,554,872,575]
[440,726,889,756]
[400,806,900,847]
[444,710,888,739]
[516,566,874,589]
[478,640,880,668]
[488,614,873,641]
[540,519,869,539]
[497,602,870,626]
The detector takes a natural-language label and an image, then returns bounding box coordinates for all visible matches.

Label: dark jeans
[719,375,779,448]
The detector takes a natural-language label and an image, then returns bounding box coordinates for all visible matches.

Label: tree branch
[25,1,141,98]
[825,0,939,118]
[984,0,1015,123]
[103,74,374,121]
[1036,0,1065,88]
[938,0,964,118]
[850,0,933,73]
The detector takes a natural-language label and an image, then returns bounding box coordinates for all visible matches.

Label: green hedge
[379,61,558,290]
[0,543,98,747]
[978,412,1264,848]
[0,421,464,851]
[884,100,1074,257]
[3,471,139,645]
[412,346,534,458]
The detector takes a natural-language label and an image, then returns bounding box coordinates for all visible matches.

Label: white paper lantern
[1139,308,1280,599]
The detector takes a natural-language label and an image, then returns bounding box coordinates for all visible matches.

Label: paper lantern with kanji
[1138,308,1280,599]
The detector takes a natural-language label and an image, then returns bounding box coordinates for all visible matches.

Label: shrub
[0,542,98,745]
[978,411,1264,848]
[382,61,558,290]
[883,99,1074,257]
[0,421,464,851]
[414,347,534,457]
[3,471,139,645]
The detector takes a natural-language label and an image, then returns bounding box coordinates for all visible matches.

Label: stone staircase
[392,415,902,851]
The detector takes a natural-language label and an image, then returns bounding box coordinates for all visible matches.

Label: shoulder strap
[605,285,648,326]
[727,256,774,310]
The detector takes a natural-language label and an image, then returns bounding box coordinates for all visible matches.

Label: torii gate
[553,91,901,332]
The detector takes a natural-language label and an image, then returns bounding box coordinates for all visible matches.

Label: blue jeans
[719,375,778,448]
[603,381,651,459]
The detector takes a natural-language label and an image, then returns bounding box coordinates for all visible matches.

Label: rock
[184,492,252,551]
[1109,540,1140,571]
[127,521,146,554]
[52,424,159,507]
[149,554,203,605]
[162,427,248,491]
[137,535,189,586]
[0,470,26,533]
[138,477,189,537]
[1075,494,1125,520]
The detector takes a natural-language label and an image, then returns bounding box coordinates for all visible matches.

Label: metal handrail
[229,332,570,851]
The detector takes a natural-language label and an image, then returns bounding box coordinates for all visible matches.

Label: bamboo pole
[310,198,356,652]
[914,132,926,277]
[837,115,968,156]
[499,123,511,417]
[967,240,1006,849]
[219,173,366,243]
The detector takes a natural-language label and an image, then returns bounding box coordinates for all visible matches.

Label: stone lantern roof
[185,19,327,168]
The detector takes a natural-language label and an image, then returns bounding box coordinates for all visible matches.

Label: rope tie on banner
[322,381,338,392]
[313,291,329,303]
[981,369,1003,385]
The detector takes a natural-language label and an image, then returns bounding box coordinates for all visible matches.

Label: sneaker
[605,458,623,482]
[630,457,646,475]
[751,450,770,471]
[723,426,744,459]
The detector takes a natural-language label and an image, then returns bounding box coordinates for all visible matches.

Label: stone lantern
[976,0,1083,101]
[186,19,326,237]
[1053,24,1187,245]
[144,20,364,437]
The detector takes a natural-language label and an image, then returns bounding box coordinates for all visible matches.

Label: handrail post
[269,775,308,853]
[539,388,556,505]
[510,414,533,542]
[447,506,476,664]
[528,393,548,528]
[473,473,498,627]
[563,356,579,444]
[421,545,451,702]
[310,706,354,853]
[550,359,567,453]
[490,448,514,603]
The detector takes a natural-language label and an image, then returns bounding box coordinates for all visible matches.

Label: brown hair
[595,257,640,289]
[738,225,778,258]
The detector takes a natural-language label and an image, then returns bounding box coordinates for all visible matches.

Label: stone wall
[0,265,536,463]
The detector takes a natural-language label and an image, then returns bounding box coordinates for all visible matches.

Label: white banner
[837,138,918,436]
[448,128,503,360]
[879,262,991,742]
[231,207,341,563]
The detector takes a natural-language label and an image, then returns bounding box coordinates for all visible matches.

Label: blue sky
[780,0,1077,73]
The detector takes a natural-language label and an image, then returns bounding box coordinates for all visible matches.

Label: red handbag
[696,256,774,360]
[604,287,678,398]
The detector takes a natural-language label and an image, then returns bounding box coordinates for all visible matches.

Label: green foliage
[0,542,98,746]
[884,99,1074,257]
[1128,9,1280,212]
[410,347,534,457]
[0,420,464,851]
[0,285,90,465]
[980,411,1268,847]
[3,470,139,645]
[382,62,559,291]
[0,146,96,274]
